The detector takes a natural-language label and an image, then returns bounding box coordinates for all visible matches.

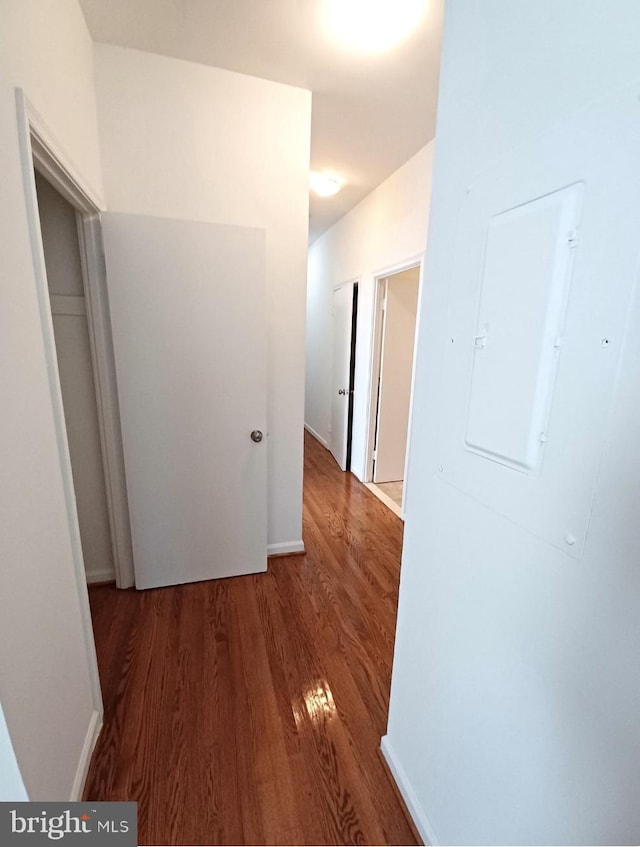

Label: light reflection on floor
[293,681,337,728]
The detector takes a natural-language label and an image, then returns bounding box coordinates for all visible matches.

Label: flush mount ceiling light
[325,0,425,52]
[310,172,345,197]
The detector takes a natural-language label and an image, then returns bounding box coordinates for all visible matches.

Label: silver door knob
[338,388,347,395]
[250,430,263,443]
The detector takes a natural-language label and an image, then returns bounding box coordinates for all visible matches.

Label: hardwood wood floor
[84,432,417,846]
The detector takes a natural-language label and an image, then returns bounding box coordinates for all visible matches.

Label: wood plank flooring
[84,432,417,846]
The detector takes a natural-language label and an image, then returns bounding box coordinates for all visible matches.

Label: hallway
[84,432,416,845]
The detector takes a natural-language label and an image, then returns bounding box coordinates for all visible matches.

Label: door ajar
[329,282,354,471]
[373,271,420,483]
[102,213,267,590]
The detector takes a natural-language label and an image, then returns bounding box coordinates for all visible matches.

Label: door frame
[16,89,134,592]
[16,89,135,599]
[15,86,105,794]
[366,256,423,509]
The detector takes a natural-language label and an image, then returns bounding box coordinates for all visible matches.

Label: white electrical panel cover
[465,185,581,473]
[435,87,640,558]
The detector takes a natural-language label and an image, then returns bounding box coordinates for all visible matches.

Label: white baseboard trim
[86,567,116,584]
[70,708,102,801]
[380,735,439,846]
[304,423,329,450]
[267,540,305,556]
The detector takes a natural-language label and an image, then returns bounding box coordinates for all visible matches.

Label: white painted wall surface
[386,2,640,844]
[94,46,311,554]
[0,0,104,799]
[305,142,434,480]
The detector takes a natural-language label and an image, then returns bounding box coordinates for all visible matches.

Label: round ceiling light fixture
[325,0,425,52]
[310,171,345,197]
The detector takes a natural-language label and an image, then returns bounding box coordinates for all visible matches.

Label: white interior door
[374,269,420,483]
[330,283,354,470]
[102,213,267,590]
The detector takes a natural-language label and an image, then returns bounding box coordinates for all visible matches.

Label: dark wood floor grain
[84,432,417,846]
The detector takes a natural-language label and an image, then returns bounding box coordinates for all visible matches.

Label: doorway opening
[17,90,134,591]
[366,264,421,517]
[329,281,358,471]
[34,172,113,584]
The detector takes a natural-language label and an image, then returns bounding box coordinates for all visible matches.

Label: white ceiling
[78,0,443,241]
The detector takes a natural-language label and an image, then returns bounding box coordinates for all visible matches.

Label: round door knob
[338,388,347,395]
[250,430,264,443]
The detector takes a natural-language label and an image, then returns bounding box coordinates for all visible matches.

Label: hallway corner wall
[388,2,640,843]
[0,0,105,800]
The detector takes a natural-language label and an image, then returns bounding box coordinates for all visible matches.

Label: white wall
[305,141,434,480]
[94,46,311,553]
[386,2,640,844]
[0,0,103,799]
